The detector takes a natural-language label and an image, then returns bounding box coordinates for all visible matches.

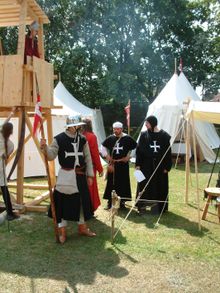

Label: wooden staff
[111,190,120,244]
[34,73,59,242]
[40,123,60,242]
[191,113,201,231]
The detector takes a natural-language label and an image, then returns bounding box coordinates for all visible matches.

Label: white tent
[141,72,220,163]
[186,101,220,124]
[52,81,106,146]
[3,82,106,178]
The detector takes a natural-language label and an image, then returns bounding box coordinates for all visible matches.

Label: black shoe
[151,204,160,215]
[120,203,126,210]
[7,213,20,221]
[138,207,146,215]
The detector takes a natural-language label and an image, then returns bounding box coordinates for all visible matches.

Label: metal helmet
[65,115,85,128]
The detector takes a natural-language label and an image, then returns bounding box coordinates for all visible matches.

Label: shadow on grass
[173,161,219,174]
[116,208,209,237]
[0,214,129,292]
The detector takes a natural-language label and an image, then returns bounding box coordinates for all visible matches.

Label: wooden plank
[25,190,50,206]
[0,56,5,102]
[2,55,23,106]
[25,205,48,212]
[8,182,49,190]
[45,110,56,187]
[17,0,27,56]
[16,108,25,204]
[38,20,44,59]
[33,57,54,108]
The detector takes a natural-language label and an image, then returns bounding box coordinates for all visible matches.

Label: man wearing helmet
[40,115,96,243]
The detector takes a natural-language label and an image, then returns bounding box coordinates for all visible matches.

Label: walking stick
[34,73,59,243]
[111,190,120,244]
[2,155,11,232]
[40,120,59,242]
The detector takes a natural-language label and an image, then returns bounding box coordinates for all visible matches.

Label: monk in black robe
[101,121,137,209]
[135,116,172,214]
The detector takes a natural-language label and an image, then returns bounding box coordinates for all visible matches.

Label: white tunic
[0,130,14,186]
[44,130,94,194]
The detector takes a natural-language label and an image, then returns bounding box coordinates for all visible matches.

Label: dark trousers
[1,186,13,215]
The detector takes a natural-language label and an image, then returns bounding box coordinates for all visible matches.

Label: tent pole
[185,117,190,203]
[191,113,201,231]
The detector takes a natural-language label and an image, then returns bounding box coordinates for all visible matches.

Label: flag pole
[125,99,131,135]
[128,99,130,135]
[34,74,59,243]
[40,123,60,242]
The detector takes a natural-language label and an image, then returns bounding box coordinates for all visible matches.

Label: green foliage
[1,0,219,123]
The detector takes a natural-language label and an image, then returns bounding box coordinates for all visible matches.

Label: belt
[61,166,85,175]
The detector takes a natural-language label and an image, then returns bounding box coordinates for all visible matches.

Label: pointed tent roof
[142,72,220,163]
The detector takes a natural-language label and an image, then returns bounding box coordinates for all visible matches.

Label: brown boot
[78,224,96,237]
[58,227,66,244]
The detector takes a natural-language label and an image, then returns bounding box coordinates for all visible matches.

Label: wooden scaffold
[0,0,57,214]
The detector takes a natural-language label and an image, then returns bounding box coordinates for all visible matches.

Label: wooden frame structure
[0,0,56,213]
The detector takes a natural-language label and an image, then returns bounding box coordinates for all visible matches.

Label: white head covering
[112,121,123,128]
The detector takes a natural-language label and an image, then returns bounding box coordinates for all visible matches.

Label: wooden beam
[25,190,50,206]
[38,20,44,59]
[45,110,56,187]
[8,182,49,190]
[25,205,48,212]
[17,0,27,56]
[16,108,25,204]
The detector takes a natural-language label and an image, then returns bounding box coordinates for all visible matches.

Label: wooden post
[17,0,27,57]
[45,110,56,187]
[191,113,201,231]
[40,124,59,242]
[111,190,120,244]
[38,20,45,59]
[16,108,25,204]
[185,117,190,203]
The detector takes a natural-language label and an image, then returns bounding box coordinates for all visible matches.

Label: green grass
[0,162,220,292]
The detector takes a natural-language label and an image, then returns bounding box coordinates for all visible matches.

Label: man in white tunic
[40,115,96,243]
[0,122,19,221]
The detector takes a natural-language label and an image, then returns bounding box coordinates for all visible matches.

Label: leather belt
[61,166,85,175]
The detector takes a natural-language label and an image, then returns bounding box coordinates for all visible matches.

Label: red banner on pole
[124,100,130,129]
[33,93,42,136]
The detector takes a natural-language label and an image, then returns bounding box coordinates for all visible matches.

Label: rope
[113,120,187,240]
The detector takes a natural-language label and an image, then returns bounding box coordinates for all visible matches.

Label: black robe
[48,132,93,222]
[102,134,137,203]
[136,129,172,213]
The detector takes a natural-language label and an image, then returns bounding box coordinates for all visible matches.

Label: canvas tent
[185,100,220,229]
[186,101,220,124]
[3,82,106,178]
[141,72,220,163]
[52,81,106,146]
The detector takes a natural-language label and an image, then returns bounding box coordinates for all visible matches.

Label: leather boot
[78,224,96,237]
[58,227,66,244]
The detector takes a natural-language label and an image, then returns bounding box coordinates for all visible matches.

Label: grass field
[0,162,220,293]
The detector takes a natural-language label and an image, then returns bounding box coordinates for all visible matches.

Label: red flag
[124,100,130,128]
[33,93,42,136]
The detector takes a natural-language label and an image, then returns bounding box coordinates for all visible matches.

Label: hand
[87,177,93,186]
[121,156,130,163]
[136,166,140,170]
[40,138,47,149]
[106,155,113,163]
